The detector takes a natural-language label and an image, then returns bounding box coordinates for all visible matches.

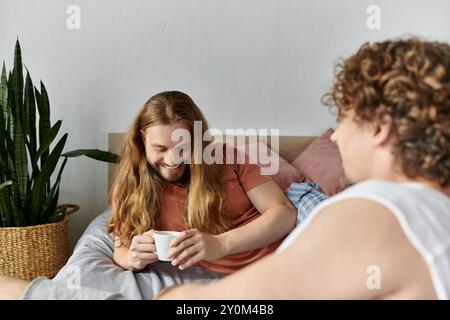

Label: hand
[168,229,225,270]
[126,230,158,271]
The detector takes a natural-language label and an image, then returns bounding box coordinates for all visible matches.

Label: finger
[143,229,154,236]
[139,234,154,244]
[132,242,155,253]
[129,241,138,251]
[179,251,203,270]
[172,243,202,266]
[132,235,151,246]
[135,243,156,252]
[171,229,197,247]
[168,236,197,260]
[131,252,158,260]
[131,235,141,246]
[142,230,155,243]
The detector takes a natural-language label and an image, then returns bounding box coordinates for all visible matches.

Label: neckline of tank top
[360,179,450,201]
[399,181,450,200]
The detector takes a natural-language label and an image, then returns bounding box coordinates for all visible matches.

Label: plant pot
[0,204,79,280]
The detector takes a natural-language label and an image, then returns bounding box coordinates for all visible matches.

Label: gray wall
[1,0,449,250]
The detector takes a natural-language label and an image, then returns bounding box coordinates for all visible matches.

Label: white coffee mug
[154,231,181,261]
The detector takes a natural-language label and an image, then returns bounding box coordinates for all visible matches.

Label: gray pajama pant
[22,277,125,300]
[22,261,223,300]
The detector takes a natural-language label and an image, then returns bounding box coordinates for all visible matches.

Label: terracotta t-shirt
[155,146,284,274]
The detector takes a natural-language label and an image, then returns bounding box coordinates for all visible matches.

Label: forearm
[113,244,133,270]
[219,205,296,256]
[158,252,285,300]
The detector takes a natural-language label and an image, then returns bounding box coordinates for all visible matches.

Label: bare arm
[160,199,424,299]
[218,180,297,255]
[113,240,130,269]
[169,180,297,268]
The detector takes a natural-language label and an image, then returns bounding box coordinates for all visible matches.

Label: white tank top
[277,179,450,299]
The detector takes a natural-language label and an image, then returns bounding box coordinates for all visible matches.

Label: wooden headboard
[108,133,317,190]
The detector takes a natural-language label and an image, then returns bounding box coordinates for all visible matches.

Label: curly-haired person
[1,37,449,300]
[157,37,450,300]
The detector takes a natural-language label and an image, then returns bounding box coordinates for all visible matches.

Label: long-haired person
[0,92,296,300]
[108,91,296,274]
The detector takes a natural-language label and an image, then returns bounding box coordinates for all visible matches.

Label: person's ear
[372,114,393,147]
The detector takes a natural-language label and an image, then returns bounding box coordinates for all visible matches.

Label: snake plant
[0,40,119,227]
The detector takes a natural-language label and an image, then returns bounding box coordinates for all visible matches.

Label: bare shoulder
[306,198,417,256]
[312,198,399,228]
[288,198,437,298]
[193,198,436,299]
[308,198,403,243]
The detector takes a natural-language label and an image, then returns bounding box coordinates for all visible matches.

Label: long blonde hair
[108,91,228,243]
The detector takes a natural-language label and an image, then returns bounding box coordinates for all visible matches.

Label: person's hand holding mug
[126,230,158,271]
[167,229,226,270]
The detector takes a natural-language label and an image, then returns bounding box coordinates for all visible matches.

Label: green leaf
[7,71,14,141]
[0,65,6,175]
[0,64,8,175]
[12,40,24,123]
[35,82,50,174]
[24,70,36,161]
[9,191,21,227]
[30,133,67,224]
[5,145,15,183]
[0,156,6,176]
[40,182,58,224]
[62,149,120,163]
[4,93,22,225]
[41,156,67,223]
[13,40,23,106]
[33,120,62,168]
[0,184,12,227]
[0,180,12,191]
[0,62,7,125]
[47,205,66,224]
[13,108,28,210]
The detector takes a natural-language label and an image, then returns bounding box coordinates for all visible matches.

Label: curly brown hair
[324,37,450,187]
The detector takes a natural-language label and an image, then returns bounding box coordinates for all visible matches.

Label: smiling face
[141,122,191,182]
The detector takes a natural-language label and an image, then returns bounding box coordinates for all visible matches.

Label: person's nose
[330,128,338,143]
[164,149,182,166]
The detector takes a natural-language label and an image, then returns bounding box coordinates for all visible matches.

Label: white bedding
[53,208,223,299]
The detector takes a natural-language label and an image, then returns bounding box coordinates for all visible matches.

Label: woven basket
[0,204,79,280]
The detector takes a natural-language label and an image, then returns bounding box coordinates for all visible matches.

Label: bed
[53,133,317,299]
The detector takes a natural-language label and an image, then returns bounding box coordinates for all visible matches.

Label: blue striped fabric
[287,182,328,225]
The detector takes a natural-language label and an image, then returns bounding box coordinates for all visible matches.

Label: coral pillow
[291,129,345,195]
[237,139,305,191]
